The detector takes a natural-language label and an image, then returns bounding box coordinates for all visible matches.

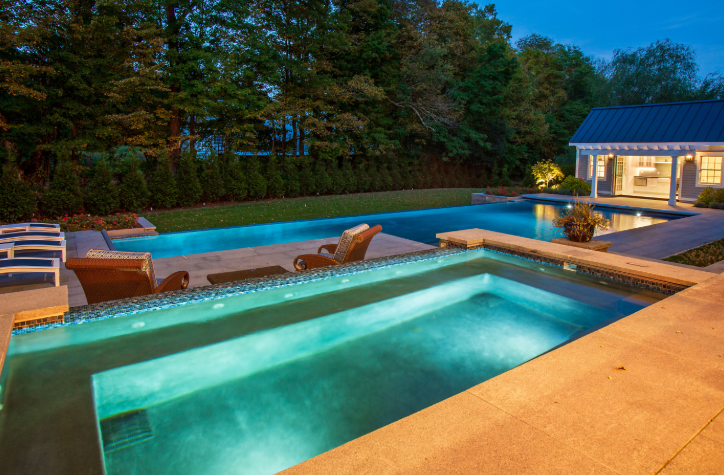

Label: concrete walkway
[526,194,724,261]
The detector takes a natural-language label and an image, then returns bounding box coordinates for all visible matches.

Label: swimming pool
[114,200,679,258]
[0,249,665,474]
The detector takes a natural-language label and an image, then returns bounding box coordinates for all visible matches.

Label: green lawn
[145,188,486,233]
[663,238,724,267]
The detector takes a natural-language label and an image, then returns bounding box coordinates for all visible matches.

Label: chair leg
[54,269,59,286]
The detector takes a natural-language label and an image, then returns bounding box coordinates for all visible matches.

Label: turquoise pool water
[0,250,665,474]
[114,200,677,258]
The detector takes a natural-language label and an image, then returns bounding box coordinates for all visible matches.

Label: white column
[668,156,679,206]
[590,156,598,198]
[575,148,580,178]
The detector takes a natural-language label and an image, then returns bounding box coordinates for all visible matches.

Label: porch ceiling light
[608,153,614,158]
[685,154,694,162]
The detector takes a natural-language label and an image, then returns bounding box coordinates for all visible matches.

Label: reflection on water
[595,213,667,236]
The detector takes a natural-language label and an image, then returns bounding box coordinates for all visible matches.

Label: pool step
[100,408,153,452]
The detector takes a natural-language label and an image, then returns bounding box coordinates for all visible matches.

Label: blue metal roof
[570,99,724,144]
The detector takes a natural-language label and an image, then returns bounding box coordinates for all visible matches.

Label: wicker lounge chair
[0,258,60,286]
[293,224,382,270]
[0,222,60,233]
[65,250,189,304]
[0,231,64,243]
[0,240,67,262]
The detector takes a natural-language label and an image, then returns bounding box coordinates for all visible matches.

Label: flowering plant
[57,213,138,232]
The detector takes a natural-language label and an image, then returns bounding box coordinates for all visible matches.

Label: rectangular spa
[0,249,667,474]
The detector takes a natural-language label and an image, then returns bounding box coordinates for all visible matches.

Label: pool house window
[589,155,605,179]
[700,156,722,185]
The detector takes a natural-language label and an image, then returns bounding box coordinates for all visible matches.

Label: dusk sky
[491,0,723,76]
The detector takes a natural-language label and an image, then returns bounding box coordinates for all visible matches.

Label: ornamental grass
[552,201,610,242]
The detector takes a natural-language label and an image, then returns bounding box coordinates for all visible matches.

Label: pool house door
[612,156,624,195]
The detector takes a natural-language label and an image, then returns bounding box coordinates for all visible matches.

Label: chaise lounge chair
[0,240,67,262]
[65,250,189,304]
[293,224,382,270]
[0,222,60,233]
[0,231,64,243]
[0,258,60,286]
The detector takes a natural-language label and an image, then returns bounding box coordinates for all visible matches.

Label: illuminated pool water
[0,250,666,474]
[114,200,679,258]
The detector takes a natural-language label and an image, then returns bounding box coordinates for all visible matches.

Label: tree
[531,160,564,188]
[599,39,724,105]
[119,158,150,212]
[41,157,84,217]
[0,154,36,221]
[175,151,202,206]
[85,159,119,215]
[148,159,178,209]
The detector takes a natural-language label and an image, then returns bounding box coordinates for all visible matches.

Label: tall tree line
[2,0,723,186]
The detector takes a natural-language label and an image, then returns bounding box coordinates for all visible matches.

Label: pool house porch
[571,99,724,205]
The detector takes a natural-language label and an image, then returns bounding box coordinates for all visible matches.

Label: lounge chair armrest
[155,271,190,293]
[318,244,337,254]
[293,254,340,271]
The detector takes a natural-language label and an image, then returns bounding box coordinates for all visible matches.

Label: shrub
[367,160,382,191]
[710,201,724,210]
[85,159,119,216]
[342,159,358,193]
[314,159,331,194]
[379,162,394,191]
[559,175,591,196]
[696,187,716,206]
[176,152,203,206]
[225,158,248,202]
[199,153,225,203]
[0,157,37,222]
[266,154,285,198]
[41,158,84,217]
[283,159,301,197]
[429,162,441,188]
[246,154,267,200]
[521,165,536,187]
[390,159,402,189]
[329,159,346,195]
[148,160,177,209]
[119,158,150,212]
[712,188,724,204]
[356,160,371,192]
[298,157,315,195]
[401,161,415,189]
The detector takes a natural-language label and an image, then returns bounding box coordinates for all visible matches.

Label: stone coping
[471,193,521,204]
[0,314,12,376]
[436,228,714,289]
[106,217,157,239]
[551,237,612,252]
[521,194,699,217]
[283,233,724,474]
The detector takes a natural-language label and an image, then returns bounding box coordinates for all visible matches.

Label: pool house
[571,99,724,205]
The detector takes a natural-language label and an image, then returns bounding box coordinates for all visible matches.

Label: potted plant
[553,201,610,243]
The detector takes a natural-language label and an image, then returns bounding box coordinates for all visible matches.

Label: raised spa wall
[1,230,722,473]
[281,229,724,474]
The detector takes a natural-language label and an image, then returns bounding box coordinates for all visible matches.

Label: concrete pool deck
[0,231,435,307]
[524,194,724,262]
[283,229,724,475]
